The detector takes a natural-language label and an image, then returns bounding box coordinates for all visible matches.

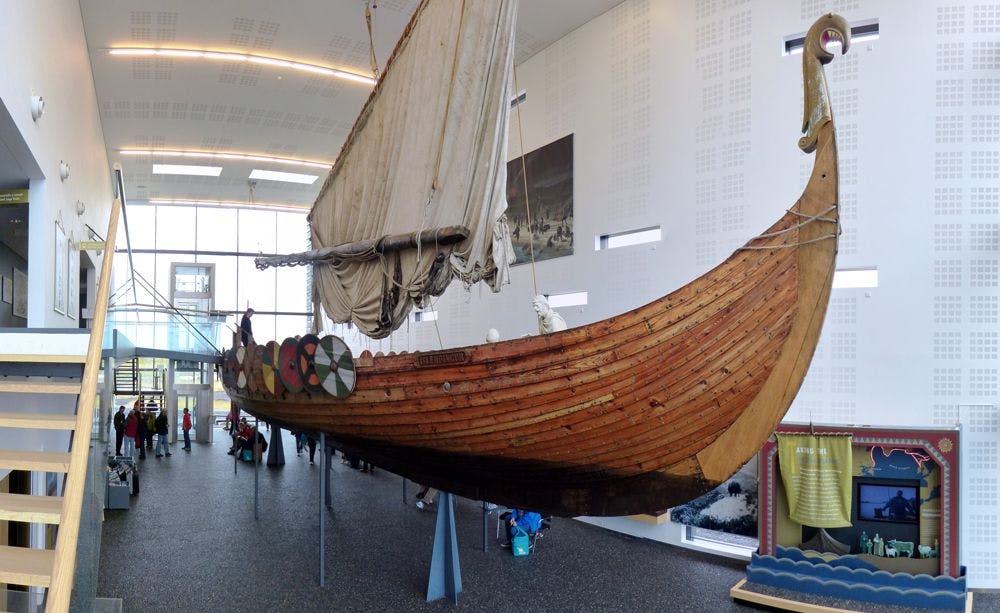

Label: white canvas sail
[308,0,517,338]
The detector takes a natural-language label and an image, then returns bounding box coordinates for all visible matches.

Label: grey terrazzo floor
[96,431,1000,612]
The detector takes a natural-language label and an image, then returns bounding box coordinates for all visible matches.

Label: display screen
[857,481,919,523]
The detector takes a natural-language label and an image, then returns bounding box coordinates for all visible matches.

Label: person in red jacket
[123,408,138,459]
[182,407,193,451]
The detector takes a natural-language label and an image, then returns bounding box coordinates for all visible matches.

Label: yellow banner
[776,433,852,528]
[0,189,28,204]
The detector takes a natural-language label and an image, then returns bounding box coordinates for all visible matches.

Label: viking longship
[220,2,851,517]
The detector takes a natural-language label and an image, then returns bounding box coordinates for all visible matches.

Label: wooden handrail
[47,197,121,612]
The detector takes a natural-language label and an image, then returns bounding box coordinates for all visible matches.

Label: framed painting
[506,133,574,265]
[1,275,10,304]
[54,222,66,314]
[12,268,27,318]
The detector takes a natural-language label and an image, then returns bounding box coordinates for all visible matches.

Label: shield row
[221,334,356,399]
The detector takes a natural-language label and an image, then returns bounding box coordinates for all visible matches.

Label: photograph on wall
[54,222,66,314]
[670,455,758,537]
[67,240,79,319]
[12,268,27,318]
[505,133,574,265]
[1,275,10,304]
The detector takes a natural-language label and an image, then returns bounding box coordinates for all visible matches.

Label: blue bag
[511,526,531,557]
[241,448,253,462]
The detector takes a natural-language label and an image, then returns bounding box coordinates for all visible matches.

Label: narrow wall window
[596,226,662,251]
[832,267,878,289]
[546,292,588,308]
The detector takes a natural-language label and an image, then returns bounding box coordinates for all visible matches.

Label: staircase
[113,358,137,395]
[0,198,119,611]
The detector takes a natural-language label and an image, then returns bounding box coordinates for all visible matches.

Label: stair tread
[0,353,87,364]
[0,492,63,524]
[0,544,54,587]
[0,379,81,394]
[0,412,76,430]
[0,449,72,472]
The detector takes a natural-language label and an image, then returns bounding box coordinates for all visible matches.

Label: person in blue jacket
[506,509,543,546]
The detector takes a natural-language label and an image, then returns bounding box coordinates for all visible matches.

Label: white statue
[532,295,567,334]
[486,328,500,343]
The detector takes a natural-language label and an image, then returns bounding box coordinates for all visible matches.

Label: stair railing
[47,197,121,611]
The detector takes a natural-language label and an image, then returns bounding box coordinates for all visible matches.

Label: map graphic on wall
[670,456,759,537]
[506,133,574,265]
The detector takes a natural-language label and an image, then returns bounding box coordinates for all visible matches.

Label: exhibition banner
[776,433,852,527]
[0,189,28,204]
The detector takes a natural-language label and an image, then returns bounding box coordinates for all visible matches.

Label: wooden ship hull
[223,130,840,518]
[223,14,851,517]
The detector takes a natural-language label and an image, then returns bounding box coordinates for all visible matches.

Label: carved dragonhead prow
[799,13,851,153]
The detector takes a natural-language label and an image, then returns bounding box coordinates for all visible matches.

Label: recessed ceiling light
[249,169,318,185]
[107,47,376,86]
[153,164,223,177]
[120,149,332,169]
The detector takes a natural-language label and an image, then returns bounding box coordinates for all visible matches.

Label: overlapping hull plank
[224,14,849,516]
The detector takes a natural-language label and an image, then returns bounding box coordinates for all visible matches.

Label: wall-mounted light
[30,93,45,122]
[76,200,86,216]
[59,160,70,181]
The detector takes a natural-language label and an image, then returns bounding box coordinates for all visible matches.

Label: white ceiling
[80,0,622,209]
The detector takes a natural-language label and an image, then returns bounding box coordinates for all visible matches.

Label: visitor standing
[113,405,126,456]
[240,307,255,346]
[182,407,192,451]
[154,408,171,457]
[136,408,148,460]
[123,408,138,459]
[145,406,156,450]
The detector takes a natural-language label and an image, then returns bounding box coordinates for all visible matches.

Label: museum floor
[96,431,1000,612]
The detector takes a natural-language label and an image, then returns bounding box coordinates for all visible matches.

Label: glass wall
[113,204,312,346]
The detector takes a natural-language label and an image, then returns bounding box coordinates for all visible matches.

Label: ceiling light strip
[107,47,376,86]
[120,149,333,170]
[147,198,309,212]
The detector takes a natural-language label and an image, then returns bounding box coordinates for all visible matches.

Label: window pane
[197,255,236,312]
[196,208,237,252]
[155,206,196,251]
[130,254,156,303]
[237,256,275,312]
[238,210,277,254]
[275,211,310,253]
[275,265,308,313]
[276,314,310,340]
[126,205,156,250]
[251,314,276,343]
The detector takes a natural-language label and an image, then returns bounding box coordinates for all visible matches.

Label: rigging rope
[512,65,539,298]
[736,204,838,251]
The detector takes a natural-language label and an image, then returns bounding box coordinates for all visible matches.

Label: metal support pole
[254,417,259,520]
[482,501,488,552]
[319,433,326,587]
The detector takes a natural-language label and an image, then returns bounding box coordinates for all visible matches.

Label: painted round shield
[261,340,283,396]
[297,334,323,393]
[314,335,356,398]
[249,344,267,394]
[234,345,248,388]
[278,337,303,393]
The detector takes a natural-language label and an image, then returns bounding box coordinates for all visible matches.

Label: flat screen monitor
[856,480,919,523]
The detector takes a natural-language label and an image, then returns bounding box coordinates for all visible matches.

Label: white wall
[0,0,114,328]
[360,0,1000,588]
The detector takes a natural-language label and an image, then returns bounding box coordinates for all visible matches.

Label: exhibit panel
[740,423,967,610]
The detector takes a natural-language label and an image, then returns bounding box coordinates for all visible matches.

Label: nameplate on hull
[415,351,470,367]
